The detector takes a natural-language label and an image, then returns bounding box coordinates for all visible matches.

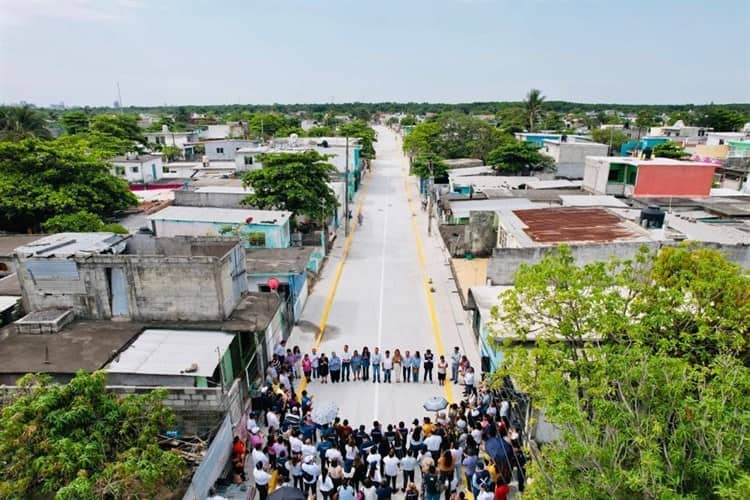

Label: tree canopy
[653,141,689,159]
[524,89,545,132]
[492,245,750,498]
[590,128,630,155]
[0,371,185,498]
[241,150,339,224]
[410,154,448,180]
[89,114,144,144]
[42,210,128,234]
[337,119,377,159]
[403,113,507,162]
[0,138,137,232]
[487,140,553,174]
[0,106,52,140]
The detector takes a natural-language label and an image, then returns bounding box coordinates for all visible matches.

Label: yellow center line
[296,178,368,397]
[402,164,455,405]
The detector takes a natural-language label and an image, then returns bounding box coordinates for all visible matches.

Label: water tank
[639,205,665,229]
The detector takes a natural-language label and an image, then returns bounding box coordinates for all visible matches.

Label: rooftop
[0,234,45,256]
[105,329,235,377]
[0,296,20,313]
[449,198,538,219]
[559,195,629,208]
[147,206,292,226]
[0,273,21,295]
[447,166,494,177]
[109,154,161,163]
[503,207,650,245]
[14,233,129,258]
[245,246,316,274]
[587,156,717,168]
[452,175,541,190]
[193,186,253,194]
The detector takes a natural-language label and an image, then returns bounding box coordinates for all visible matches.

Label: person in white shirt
[206,487,226,500]
[500,399,510,419]
[382,351,393,383]
[302,439,317,459]
[325,446,343,465]
[400,449,418,492]
[273,340,286,359]
[382,449,400,490]
[289,433,304,455]
[366,449,382,469]
[266,410,280,431]
[311,348,320,380]
[477,483,495,500]
[319,472,335,499]
[301,456,320,497]
[341,344,352,382]
[253,462,272,500]
[251,445,269,468]
[424,433,442,460]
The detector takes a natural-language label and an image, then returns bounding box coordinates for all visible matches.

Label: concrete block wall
[173,190,247,209]
[468,211,498,257]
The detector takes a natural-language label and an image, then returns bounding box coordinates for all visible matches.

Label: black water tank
[639,205,665,228]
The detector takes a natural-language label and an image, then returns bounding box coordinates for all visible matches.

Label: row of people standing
[274,341,473,385]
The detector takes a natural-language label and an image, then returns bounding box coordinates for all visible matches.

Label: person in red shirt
[494,478,510,500]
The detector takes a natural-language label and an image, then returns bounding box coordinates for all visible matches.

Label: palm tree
[524,88,545,132]
[0,106,52,140]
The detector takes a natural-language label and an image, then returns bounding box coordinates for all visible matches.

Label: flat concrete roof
[105,328,234,377]
[14,233,129,258]
[0,273,21,296]
[194,186,253,194]
[587,156,717,168]
[147,206,291,226]
[450,198,536,219]
[453,176,541,189]
[560,195,628,208]
[245,246,316,274]
[447,166,494,178]
[0,296,20,313]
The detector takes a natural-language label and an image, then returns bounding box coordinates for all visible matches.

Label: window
[216,147,224,154]
[114,166,126,176]
[0,263,8,272]
[131,166,139,173]
[162,166,170,173]
[244,156,254,165]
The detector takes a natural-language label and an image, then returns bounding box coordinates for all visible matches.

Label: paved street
[287,126,479,426]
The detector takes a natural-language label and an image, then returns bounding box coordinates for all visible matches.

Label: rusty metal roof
[512,207,645,243]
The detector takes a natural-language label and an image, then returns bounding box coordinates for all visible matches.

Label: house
[515,132,591,148]
[202,139,258,161]
[538,137,609,179]
[174,185,253,209]
[649,121,710,139]
[145,126,200,159]
[14,233,248,321]
[147,206,292,248]
[583,156,717,197]
[245,246,319,322]
[466,285,512,372]
[199,123,247,140]
[109,153,164,184]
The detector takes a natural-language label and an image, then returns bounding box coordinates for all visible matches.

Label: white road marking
[373,187,389,420]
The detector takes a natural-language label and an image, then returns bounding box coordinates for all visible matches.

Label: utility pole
[427,159,434,236]
[344,136,350,237]
[116,82,123,114]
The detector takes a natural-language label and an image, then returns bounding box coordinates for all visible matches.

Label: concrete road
[287,126,478,428]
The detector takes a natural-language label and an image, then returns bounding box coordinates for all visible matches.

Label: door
[110,268,130,317]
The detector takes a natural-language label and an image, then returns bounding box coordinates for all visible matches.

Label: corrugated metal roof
[513,207,646,243]
[105,329,234,377]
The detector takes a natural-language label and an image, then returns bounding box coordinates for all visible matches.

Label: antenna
[116,81,123,113]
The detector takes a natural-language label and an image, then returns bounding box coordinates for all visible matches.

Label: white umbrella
[311,400,339,425]
[423,396,449,412]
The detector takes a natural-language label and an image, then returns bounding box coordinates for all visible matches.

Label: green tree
[410,154,448,180]
[492,245,750,498]
[161,145,182,162]
[400,115,418,126]
[0,371,185,498]
[89,114,144,144]
[307,125,335,137]
[635,110,660,130]
[241,150,338,224]
[60,110,91,135]
[0,106,52,140]
[540,111,565,132]
[487,140,553,174]
[591,128,630,155]
[42,210,128,234]
[0,138,137,232]
[248,112,299,139]
[174,106,190,124]
[402,121,442,158]
[695,107,748,131]
[496,107,528,134]
[653,141,689,159]
[524,88,545,132]
[54,132,135,160]
[338,119,377,159]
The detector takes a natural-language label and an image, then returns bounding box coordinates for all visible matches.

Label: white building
[145,126,200,159]
[235,136,361,174]
[539,137,609,179]
[199,123,247,140]
[203,139,259,161]
[109,153,164,184]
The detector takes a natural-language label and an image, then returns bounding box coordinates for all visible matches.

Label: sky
[1,0,749,107]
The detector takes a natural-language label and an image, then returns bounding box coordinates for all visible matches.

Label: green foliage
[539,111,565,132]
[307,125,335,137]
[54,133,135,160]
[653,141,689,159]
[635,110,661,129]
[337,119,377,159]
[524,88,545,132]
[487,140,553,174]
[161,145,182,162]
[42,211,128,234]
[60,110,91,135]
[0,106,52,140]
[591,128,630,154]
[89,114,145,144]
[495,107,527,134]
[248,112,300,139]
[492,245,750,498]
[0,138,137,232]
[0,371,185,498]
[695,107,748,131]
[402,113,507,162]
[241,150,338,224]
[410,154,448,179]
[399,115,418,126]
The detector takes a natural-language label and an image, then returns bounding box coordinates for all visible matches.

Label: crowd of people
[228,341,525,500]
[267,341,478,391]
